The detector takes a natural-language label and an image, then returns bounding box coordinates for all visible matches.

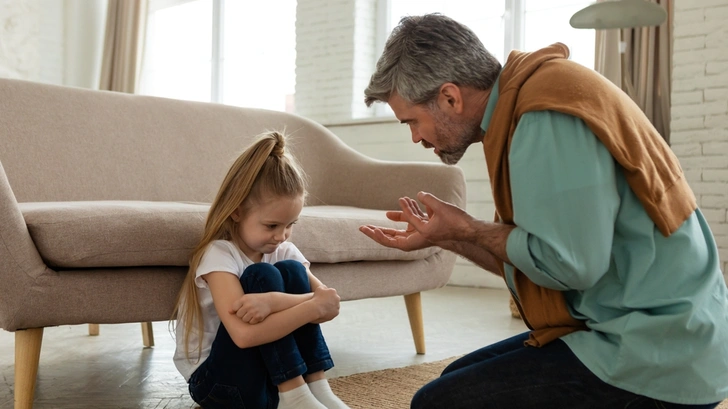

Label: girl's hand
[229,293,272,324]
[310,285,340,323]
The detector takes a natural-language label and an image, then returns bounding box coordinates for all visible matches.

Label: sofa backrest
[0,78,366,205]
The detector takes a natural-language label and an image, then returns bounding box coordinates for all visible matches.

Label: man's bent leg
[411,334,713,409]
[440,332,530,376]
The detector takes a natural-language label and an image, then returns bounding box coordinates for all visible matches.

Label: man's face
[388,92,482,165]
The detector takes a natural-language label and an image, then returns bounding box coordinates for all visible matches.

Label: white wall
[63,0,107,89]
[0,0,42,81]
[296,0,378,124]
[0,0,106,87]
[671,0,728,279]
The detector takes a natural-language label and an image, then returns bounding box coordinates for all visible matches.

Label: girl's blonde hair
[172,130,306,360]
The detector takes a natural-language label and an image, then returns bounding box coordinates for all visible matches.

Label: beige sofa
[0,78,466,408]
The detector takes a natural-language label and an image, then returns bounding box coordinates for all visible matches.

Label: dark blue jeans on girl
[188,260,334,409]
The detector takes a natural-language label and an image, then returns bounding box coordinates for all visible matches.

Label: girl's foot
[308,379,350,409]
[278,384,326,409]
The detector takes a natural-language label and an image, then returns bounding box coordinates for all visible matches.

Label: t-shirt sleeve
[194,241,241,289]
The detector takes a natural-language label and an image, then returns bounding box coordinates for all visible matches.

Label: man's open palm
[359,191,472,251]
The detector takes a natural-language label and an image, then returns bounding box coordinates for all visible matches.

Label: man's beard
[427,108,483,165]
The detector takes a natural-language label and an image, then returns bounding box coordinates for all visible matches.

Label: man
[359,13,728,409]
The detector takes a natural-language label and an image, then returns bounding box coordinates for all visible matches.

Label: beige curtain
[595,29,622,87]
[594,0,673,143]
[99,0,148,93]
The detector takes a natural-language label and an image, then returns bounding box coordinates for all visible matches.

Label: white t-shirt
[173,239,309,381]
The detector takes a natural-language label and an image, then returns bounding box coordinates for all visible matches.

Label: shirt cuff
[506,226,569,291]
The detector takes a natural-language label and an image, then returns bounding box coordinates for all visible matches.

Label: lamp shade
[570,0,667,29]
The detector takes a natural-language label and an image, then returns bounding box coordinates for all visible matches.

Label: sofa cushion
[19,201,438,269]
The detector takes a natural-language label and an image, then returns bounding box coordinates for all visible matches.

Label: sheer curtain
[99,0,148,93]
[594,0,673,143]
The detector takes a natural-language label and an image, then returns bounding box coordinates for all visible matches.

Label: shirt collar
[480,74,501,134]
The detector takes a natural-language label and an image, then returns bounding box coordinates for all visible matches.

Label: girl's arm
[307,266,325,290]
[228,265,326,322]
[231,292,313,319]
[205,271,340,349]
[306,267,332,324]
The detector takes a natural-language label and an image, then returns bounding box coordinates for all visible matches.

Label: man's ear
[437,83,464,114]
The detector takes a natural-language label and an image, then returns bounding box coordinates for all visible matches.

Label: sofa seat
[20,201,438,269]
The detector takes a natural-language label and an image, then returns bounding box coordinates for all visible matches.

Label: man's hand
[359,191,474,251]
[404,191,475,244]
[359,193,436,251]
[229,293,272,324]
[310,285,340,323]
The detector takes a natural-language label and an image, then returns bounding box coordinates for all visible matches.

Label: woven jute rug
[329,357,728,409]
[329,357,457,409]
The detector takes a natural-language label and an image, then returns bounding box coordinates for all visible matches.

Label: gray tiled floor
[0,286,526,408]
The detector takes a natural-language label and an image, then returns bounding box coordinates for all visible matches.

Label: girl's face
[231,194,303,262]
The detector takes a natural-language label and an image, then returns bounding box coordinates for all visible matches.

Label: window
[140,0,297,112]
[523,0,596,66]
[386,0,595,67]
[141,0,212,103]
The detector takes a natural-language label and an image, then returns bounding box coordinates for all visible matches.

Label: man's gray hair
[364,13,502,107]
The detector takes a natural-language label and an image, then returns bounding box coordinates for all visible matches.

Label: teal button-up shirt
[481,78,728,404]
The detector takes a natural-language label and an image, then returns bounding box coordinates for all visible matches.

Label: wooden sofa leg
[141,322,154,347]
[15,328,44,409]
[404,292,426,355]
[88,324,99,336]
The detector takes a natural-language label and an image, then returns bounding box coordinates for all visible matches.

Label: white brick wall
[0,0,41,80]
[296,0,377,124]
[351,0,377,119]
[0,0,66,85]
[672,0,728,279]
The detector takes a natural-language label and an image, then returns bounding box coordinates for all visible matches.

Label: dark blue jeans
[412,332,720,409]
[188,260,334,409]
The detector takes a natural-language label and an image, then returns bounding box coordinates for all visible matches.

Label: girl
[172,131,350,409]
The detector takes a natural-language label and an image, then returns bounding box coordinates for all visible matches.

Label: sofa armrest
[0,161,51,331]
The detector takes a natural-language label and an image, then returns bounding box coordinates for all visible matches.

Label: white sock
[308,379,350,409]
[278,384,327,409]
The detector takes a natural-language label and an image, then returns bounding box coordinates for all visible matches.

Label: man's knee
[411,380,456,409]
[411,387,435,409]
